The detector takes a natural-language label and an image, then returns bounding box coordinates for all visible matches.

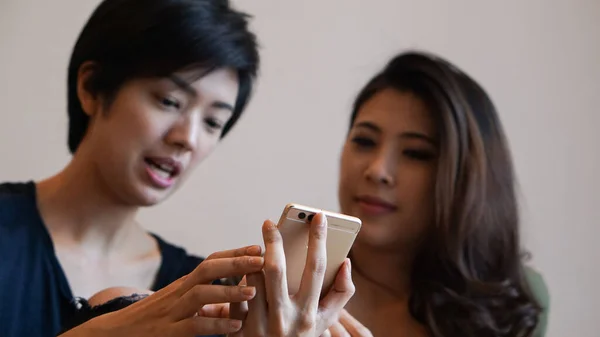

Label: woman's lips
[143,157,182,189]
[355,195,397,216]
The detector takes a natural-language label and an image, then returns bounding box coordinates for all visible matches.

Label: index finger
[297,212,328,307]
[181,256,264,293]
[205,245,263,260]
[262,219,290,315]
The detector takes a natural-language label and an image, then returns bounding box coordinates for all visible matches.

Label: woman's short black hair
[67,0,260,153]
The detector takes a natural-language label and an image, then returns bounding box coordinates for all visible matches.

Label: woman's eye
[351,137,376,148]
[159,97,180,109]
[204,117,223,130]
[403,149,434,161]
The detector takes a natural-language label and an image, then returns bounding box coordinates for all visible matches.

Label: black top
[0,181,207,337]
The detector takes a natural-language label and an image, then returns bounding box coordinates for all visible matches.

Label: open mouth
[145,158,178,178]
[144,157,182,188]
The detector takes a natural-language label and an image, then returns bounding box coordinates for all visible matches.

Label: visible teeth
[158,163,173,172]
[149,162,173,178]
[153,167,170,179]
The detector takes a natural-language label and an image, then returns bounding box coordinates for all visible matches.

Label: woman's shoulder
[523,265,550,336]
[523,265,550,308]
[150,234,239,288]
[0,181,35,204]
[149,233,207,289]
[0,181,42,229]
[151,233,205,269]
[0,181,34,194]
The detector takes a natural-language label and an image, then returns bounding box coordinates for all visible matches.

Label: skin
[229,214,356,337]
[37,62,355,337]
[36,63,240,298]
[61,216,355,337]
[61,246,267,336]
[331,88,440,336]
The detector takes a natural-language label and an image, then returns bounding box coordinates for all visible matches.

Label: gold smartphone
[276,203,362,296]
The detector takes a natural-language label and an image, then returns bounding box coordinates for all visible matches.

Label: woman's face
[338,88,439,251]
[78,67,239,206]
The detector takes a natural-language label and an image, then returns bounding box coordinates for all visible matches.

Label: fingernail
[250,256,264,266]
[229,319,242,330]
[264,219,277,230]
[242,286,256,297]
[316,212,326,227]
[346,258,352,272]
[247,245,262,256]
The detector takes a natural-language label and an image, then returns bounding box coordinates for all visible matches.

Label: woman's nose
[164,113,199,152]
[364,151,395,186]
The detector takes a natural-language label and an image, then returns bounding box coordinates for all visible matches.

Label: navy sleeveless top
[0,181,206,336]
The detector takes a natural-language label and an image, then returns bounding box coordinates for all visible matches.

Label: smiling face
[338,88,439,251]
[77,66,239,206]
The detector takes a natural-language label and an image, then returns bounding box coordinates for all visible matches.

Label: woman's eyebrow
[399,131,437,146]
[168,75,197,97]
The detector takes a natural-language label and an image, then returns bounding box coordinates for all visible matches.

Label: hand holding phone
[277,203,362,296]
[227,205,361,337]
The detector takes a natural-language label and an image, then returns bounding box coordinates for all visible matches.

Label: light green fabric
[524,266,550,337]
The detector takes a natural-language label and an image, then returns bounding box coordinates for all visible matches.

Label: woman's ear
[76,61,101,117]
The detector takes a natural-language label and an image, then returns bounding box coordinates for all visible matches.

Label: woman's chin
[128,172,184,206]
[123,183,175,207]
[355,226,398,250]
[138,188,173,206]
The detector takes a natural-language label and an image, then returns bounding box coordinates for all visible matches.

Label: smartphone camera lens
[307,214,314,222]
[298,212,306,220]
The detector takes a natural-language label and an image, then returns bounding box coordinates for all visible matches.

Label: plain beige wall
[1,0,598,336]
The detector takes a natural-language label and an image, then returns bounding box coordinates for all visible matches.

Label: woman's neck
[346,241,429,337]
[36,155,141,258]
[350,241,415,302]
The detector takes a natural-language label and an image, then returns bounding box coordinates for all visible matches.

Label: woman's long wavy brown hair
[349,51,542,337]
